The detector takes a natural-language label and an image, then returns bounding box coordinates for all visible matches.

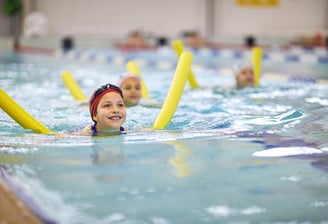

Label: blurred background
[0,0,327,51]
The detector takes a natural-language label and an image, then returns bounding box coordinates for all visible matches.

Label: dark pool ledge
[0,165,56,224]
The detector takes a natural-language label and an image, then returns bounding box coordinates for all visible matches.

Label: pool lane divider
[153,52,193,129]
[171,40,200,89]
[252,46,262,87]
[0,88,51,134]
[61,70,87,101]
[126,60,151,99]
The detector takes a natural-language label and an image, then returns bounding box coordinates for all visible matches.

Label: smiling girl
[83,83,127,136]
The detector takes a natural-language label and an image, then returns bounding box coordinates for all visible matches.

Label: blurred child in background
[233,62,255,89]
[118,73,142,107]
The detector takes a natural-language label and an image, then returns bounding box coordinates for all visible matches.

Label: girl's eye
[118,103,125,108]
[103,103,111,108]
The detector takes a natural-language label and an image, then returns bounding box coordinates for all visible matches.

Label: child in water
[233,62,255,89]
[118,73,142,107]
[83,83,127,136]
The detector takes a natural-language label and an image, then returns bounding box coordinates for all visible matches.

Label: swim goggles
[91,83,123,104]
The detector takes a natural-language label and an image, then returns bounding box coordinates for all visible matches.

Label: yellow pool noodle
[61,71,87,101]
[252,47,262,87]
[153,52,193,129]
[0,88,51,134]
[171,40,199,89]
[126,61,151,99]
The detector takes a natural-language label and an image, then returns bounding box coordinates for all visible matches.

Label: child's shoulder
[80,125,92,134]
[120,126,127,134]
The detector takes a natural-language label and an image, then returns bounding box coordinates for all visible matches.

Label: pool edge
[0,165,56,224]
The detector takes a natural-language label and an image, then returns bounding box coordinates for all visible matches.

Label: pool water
[0,51,328,223]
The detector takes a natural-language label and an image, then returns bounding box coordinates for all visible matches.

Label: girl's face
[120,77,142,107]
[236,66,255,88]
[93,92,126,132]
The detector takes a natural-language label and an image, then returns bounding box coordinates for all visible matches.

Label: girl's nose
[111,106,119,113]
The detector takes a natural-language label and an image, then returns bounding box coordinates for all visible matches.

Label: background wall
[35,0,207,39]
[33,0,328,39]
[214,0,328,37]
[1,0,328,46]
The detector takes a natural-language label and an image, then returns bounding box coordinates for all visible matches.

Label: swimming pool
[1,50,328,223]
